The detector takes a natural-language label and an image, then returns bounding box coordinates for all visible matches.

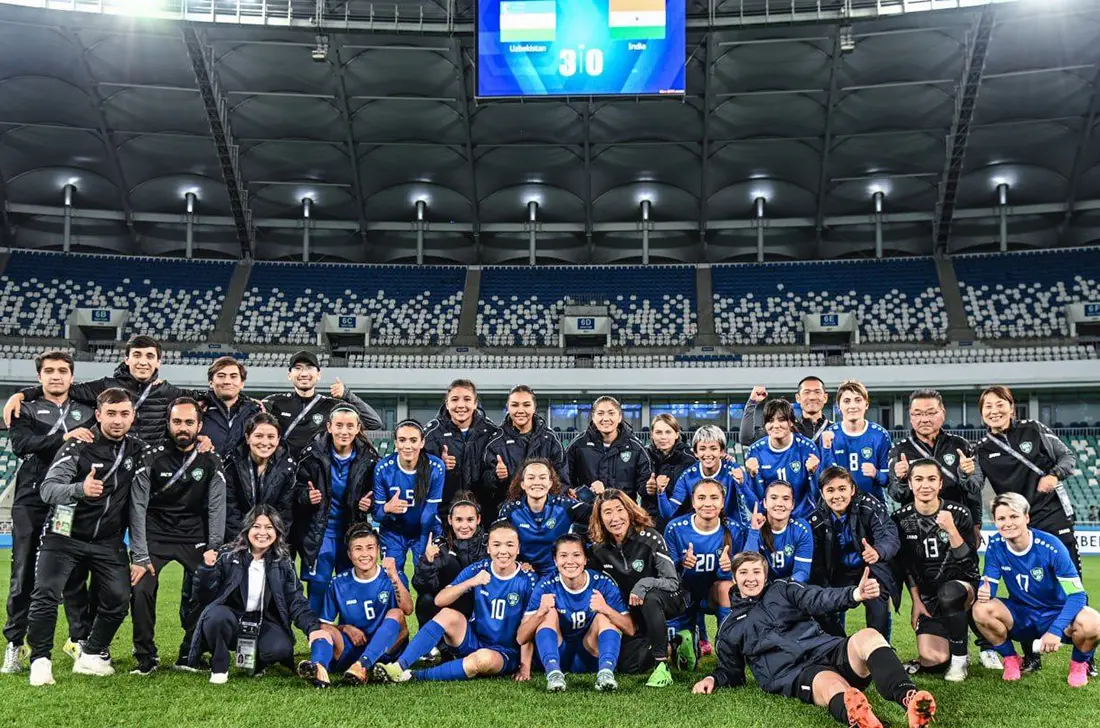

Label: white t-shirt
[245,559,266,612]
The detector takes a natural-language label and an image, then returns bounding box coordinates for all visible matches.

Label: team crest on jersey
[507,592,520,607]
[790,461,802,473]
[1030,567,1044,582]
[123,457,134,471]
[631,559,644,572]
[190,468,204,480]
[783,545,794,556]
[71,410,83,421]
[379,591,391,603]
[312,413,324,426]
[1020,442,1033,454]
[860,447,873,459]
[545,518,557,530]
[938,530,949,543]
[943,453,956,466]
[620,451,632,463]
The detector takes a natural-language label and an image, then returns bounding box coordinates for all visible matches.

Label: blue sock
[414,658,471,682]
[992,640,1018,658]
[307,585,326,615]
[536,628,561,673]
[696,613,708,641]
[1072,647,1095,663]
[597,629,622,673]
[310,637,335,669]
[360,618,402,669]
[716,606,732,627]
[397,619,444,670]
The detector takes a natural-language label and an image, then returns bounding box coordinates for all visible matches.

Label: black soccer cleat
[1022,653,1042,673]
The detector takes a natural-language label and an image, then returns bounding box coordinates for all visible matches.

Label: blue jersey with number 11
[452,559,538,649]
[745,435,820,519]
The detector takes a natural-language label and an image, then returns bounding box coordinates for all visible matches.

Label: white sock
[950,654,969,667]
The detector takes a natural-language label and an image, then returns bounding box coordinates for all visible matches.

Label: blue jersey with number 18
[525,570,628,640]
[451,558,538,649]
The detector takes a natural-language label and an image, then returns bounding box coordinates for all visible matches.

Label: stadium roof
[0,0,1098,263]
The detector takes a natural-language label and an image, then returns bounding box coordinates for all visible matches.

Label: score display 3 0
[476,0,686,97]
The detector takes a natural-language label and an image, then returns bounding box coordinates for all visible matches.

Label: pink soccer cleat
[1002,655,1022,682]
[1069,660,1089,688]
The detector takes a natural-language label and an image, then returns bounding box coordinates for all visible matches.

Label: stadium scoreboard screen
[476,0,686,97]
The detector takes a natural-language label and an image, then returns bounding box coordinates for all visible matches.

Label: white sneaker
[979,650,1004,670]
[945,656,969,682]
[73,652,115,677]
[29,658,54,686]
[2,643,26,674]
[209,672,229,685]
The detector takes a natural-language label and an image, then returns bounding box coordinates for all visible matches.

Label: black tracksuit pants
[199,605,294,674]
[130,540,205,662]
[26,534,130,661]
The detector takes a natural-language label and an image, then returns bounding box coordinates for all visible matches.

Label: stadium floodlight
[185,192,196,215]
[415,199,426,221]
[997,182,1009,206]
[302,197,313,219]
[839,25,855,53]
[755,196,766,218]
[63,184,75,208]
[873,190,884,214]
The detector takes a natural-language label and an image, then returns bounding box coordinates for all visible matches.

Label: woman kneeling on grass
[191,505,330,684]
[298,522,413,687]
[374,521,537,683]
[691,551,936,728]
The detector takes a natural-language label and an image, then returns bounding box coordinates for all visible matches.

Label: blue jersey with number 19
[320,568,398,635]
[525,570,628,640]
[452,559,538,649]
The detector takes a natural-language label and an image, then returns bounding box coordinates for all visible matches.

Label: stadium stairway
[455,266,482,347]
[935,255,974,341]
[211,260,253,343]
[695,264,718,346]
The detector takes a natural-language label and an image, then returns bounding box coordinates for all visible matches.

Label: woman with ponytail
[412,491,487,632]
[745,480,814,582]
[372,420,445,574]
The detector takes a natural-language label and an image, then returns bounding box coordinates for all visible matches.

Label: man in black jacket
[26,388,151,686]
[200,356,262,457]
[738,376,833,447]
[692,551,936,728]
[2,351,96,674]
[3,335,209,447]
[129,397,227,675]
[887,389,983,532]
[261,350,382,457]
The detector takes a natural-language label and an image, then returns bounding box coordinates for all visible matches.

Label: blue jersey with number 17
[320,568,397,635]
[983,530,1085,612]
[452,559,538,649]
[525,570,628,640]
[821,421,892,501]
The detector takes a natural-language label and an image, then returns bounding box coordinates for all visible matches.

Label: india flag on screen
[608,0,666,40]
[499,1,557,43]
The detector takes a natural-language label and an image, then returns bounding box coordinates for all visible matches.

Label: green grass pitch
[0,553,1095,728]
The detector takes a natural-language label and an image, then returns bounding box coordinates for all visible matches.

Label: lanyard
[806,418,829,442]
[909,438,957,483]
[99,442,128,483]
[283,395,321,440]
[133,381,156,412]
[46,402,73,437]
[986,434,1074,518]
[162,450,200,491]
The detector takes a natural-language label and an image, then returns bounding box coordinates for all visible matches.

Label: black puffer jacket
[22,362,204,445]
[424,405,497,508]
[566,422,653,501]
[807,491,901,608]
[200,392,264,458]
[480,415,567,520]
[294,433,379,570]
[189,548,319,664]
[642,438,696,524]
[412,531,488,618]
[223,442,297,539]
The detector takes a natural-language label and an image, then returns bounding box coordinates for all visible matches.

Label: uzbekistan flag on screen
[608,0,666,40]
[499,1,557,43]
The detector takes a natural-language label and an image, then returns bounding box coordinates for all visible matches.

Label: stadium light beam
[640,199,651,265]
[415,199,427,265]
[872,191,885,259]
[528,200,538,266]
[62,184,75,253]
[998,183,1009,252]
[302,197,313,263]
[755,196,766,263]
[185,192,197,259]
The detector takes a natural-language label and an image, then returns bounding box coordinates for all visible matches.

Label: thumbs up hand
[307,480,322,505]
[441,445,456,471]
[646,473,658,495]
[330,377,346,399]
[83,466,104,498]
[683,542,698,570]
[854,567,880,602]
[860,538,880,565]
[384,490,409,515]
[957,449,976,475]
[718,545,732,573]
[894,453,910,480]
[495,454,509,481]
[806,453,820,473]
[745,457,760,477]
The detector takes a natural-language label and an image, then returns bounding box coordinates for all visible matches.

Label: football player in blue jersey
[518,534,635,692]
[821,381,892,502]
[744,399,822,519]
[745,480,814,582]
[658,425,747,526]
[372,420,445,574]
[298,523,413,687]
[375,521,536,683]
[973,493,1100,687]
[497,459,592,577]
[663,478,747,670]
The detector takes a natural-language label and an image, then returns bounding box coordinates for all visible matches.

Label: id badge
[236,637,257,670]
[51,505,75,536]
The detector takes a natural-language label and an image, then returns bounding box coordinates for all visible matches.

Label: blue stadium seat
[234,262,465,346]
[477,265,697,346]
[955,248,1100,339]
[0,251,232,342]
[711,258,946,345]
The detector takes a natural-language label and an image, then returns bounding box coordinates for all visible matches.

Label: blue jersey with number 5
[452,559,537,648]
[320,568,397,635]
[525,570,628,640]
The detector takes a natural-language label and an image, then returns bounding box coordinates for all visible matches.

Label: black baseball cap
[288,351,320,370]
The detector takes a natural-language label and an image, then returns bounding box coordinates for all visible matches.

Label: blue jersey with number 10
[821,422,892,501]
[525,570,628,640]
[320,568,397,635]
[745,435,820,519]
[452,559,538,649]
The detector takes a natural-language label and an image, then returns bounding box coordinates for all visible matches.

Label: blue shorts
[302,533,350,584]
[539,633,596,674]
[379,530,426,573]
[1004,600,1073,643]
[667,597,714,632]
[454,626,520,675]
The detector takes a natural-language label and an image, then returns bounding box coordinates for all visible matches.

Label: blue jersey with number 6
[525,570,628,640]
[452,559,538,649]
[320,568,397,635]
